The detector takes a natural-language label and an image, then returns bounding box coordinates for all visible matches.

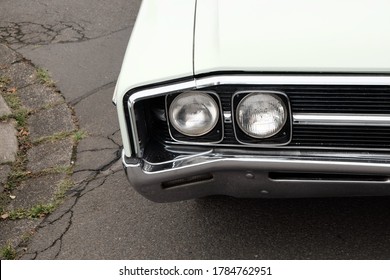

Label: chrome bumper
[123,149,390,202]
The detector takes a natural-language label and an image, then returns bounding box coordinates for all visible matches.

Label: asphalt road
[1,0,390,259]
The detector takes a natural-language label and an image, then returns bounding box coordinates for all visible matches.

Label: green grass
[36,68,54,87]
[2,92,28,128]
[2,93,20,110]
[9,204,56,220]
[13,109,28,128]
[5,179,73,220]
[32,130,86,145]
[5,170,31,191]
[40,165,73,176]
[55,179,73,201]
[0,192,10,216]
[0,76,11,88]
[72,130,87,142]
[1,243,16,260]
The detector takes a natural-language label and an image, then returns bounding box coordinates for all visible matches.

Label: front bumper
[123,148,390,202]
[119,74,390,202]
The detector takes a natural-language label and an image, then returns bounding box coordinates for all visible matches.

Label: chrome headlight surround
[236,93,287,138]
[232,90,292,145]
[166,91,224,143]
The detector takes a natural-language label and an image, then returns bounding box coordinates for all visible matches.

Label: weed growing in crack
[36,68,54,87]
[0,192,11,215]
[13,109,28,128]
[2,90,30,129]
[2,93,20,110]
[32,131,73,145]
[2,92,31,193]
[73,130,87,142]
[40,165,73,176]
[0,75,11,88]
[32,130,86,145]
[29,204,56,218]
[55,179,74,201]
[1,243,16,260]
[6,179,74,220]
[8,204,55,220]
[5,170,31,191]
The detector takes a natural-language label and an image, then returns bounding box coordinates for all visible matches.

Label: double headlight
[168,91,288,142]
[169,92,220,137]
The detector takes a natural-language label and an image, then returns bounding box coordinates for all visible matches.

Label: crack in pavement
[77,147,118,153]
[31,160,120,259]
[27,137,123,258]
[68,81,116,106]
[0,21,131,49]
[73,149,122,174]
[34,212,72,260]
[108,129,122,147]
[0,21,87,46]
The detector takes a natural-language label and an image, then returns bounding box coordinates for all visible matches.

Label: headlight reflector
[169,92,219,137]
[236,92,287,139]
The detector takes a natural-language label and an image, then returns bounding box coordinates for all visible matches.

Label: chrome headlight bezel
[236,92,287,139]
[232,90,292,146]
[166,91,224,144]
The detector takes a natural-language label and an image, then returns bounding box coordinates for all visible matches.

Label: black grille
[289,90,390,114]
[291,125,390,149]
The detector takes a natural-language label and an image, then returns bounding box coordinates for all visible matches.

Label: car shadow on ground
[190,196,390,259]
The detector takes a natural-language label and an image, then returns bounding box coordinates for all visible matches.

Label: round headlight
[169,92,219,137]
[236,92,287,139]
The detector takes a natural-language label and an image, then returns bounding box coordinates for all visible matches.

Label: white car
[113,0,390,202]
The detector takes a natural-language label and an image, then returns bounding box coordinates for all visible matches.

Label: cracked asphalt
[2,0,390,259]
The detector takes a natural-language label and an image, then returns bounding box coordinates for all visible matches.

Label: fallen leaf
[1,213,9,219]
[9,195,16,199]
[18,128,29,136]
[7,87,17,93]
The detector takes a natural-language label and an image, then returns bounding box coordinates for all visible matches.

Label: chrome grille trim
[293,114,390,127]
[196,75,390,88]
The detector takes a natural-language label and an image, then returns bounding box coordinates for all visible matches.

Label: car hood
[194,0,390,74]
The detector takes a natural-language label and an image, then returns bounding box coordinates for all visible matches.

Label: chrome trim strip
[223,111,232,123]
[142,149,213,166]
[162,139,390,152]
[195,75,390,88]
[123,151,390,176]
[293,114,390,126]
[128,80,197,105]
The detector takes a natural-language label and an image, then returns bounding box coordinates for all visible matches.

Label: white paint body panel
[194,0,390,74]
[114,0,196,156]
